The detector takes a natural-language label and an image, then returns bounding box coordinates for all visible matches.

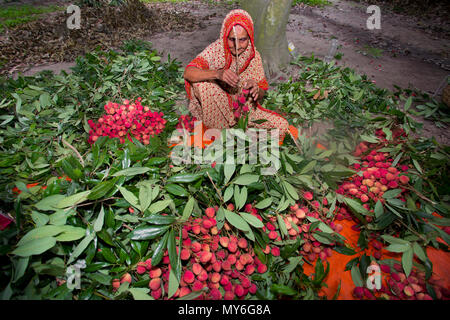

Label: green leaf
[12,237,56,257]
[233,174,259,185]
[404,96,413,112]
[128,225,170,240]
[412,159,423,174]
[239,212,264,228]
[88,272,112,286]
[142,215,176,225]
[374,200,384,219]
[271,284,297,296]
[181,197,195,222]
[167,229,178,273]
[94,206,105,232]
[18,225,64,245]
[118,186,139,209]
[56,191,91,208]
[165,184,188,197]
[277,214,288,238]
[342,197,368,224]
[402,246,413,277]
[31,211,49,227]
[224,210,250,232]
[385,243,410,253]
[224,164,236,185]
[112,167,150,177]
[360,134,379,144]
[223,185,234,203]
[139,184,152,212]
[167,173,203,184]
[381,235,409,245]
[35,194,66,211]
[255,197,273,209]
[333,245,356,255]
[68,233,95,264]
[237,186,247,211]
[168,267,179,299]
[148,200,172,215]
[283,181,299,200]
[300,160,316,175]
[351,264,364,287]
[382,189,402,199]
[55,226,86,242]
[88,180,116,200]
[129,288,153,300]
[151,231,169,266]
[392,152,403,167]
[412,242,427,262]
[13,257,29,283]
[283,256,303,274]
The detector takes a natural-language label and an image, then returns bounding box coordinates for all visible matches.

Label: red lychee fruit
[199,251,213,264]
[304,191,313,200]
[183,270,195,284]
[234,284,245,297]
[151,287,162,299]
[149,278,161,290]
[228,241,238,253]
[179,287,191,298]
[120,273,132,284]
[180,248,191,261]
[112,279,120,290]
[268,231,278,240]
[219,236,230,248]
[238,238,248,249]
[210,288,222,300]
[271,247,280,257]
[257,264,267,273]
[136,262,147,274]
[211,272,221,283]
[149,268,162,279]
[205,207,216,218]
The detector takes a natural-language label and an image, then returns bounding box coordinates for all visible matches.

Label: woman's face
[227,24,249,56]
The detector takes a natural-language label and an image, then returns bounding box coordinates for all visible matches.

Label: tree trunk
[241,0,293,79]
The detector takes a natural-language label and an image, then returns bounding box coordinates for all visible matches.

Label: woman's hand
[217,69,239,87]
[243,79,260,101]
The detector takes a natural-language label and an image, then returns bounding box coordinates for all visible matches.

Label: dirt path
[10,0,450,144]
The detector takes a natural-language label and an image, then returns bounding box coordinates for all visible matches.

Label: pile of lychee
[337,141,410,205]
[353,262,450,300]
[114,205,269,300]
[262,194,341,263]
[175,115,197,133]
[88,98,166,145]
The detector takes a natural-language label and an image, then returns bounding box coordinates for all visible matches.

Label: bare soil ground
[4,0,450,144]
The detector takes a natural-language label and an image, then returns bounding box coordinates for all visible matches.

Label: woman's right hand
[217,69,239,88]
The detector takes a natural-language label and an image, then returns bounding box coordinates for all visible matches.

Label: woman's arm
[184,66,220,83]
[184,67,239,87]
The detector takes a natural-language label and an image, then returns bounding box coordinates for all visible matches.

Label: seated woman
[183,9,290,142]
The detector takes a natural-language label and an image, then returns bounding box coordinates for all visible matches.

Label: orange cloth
[302,219,450,299]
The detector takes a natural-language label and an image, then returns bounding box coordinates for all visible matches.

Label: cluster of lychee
[232,90,251,119]
[175,115,197,133]
[115,205,270,300]
[87,98,166,145]
[353,262,450,300]
[260,194,341,263]
[337,141,410,205]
